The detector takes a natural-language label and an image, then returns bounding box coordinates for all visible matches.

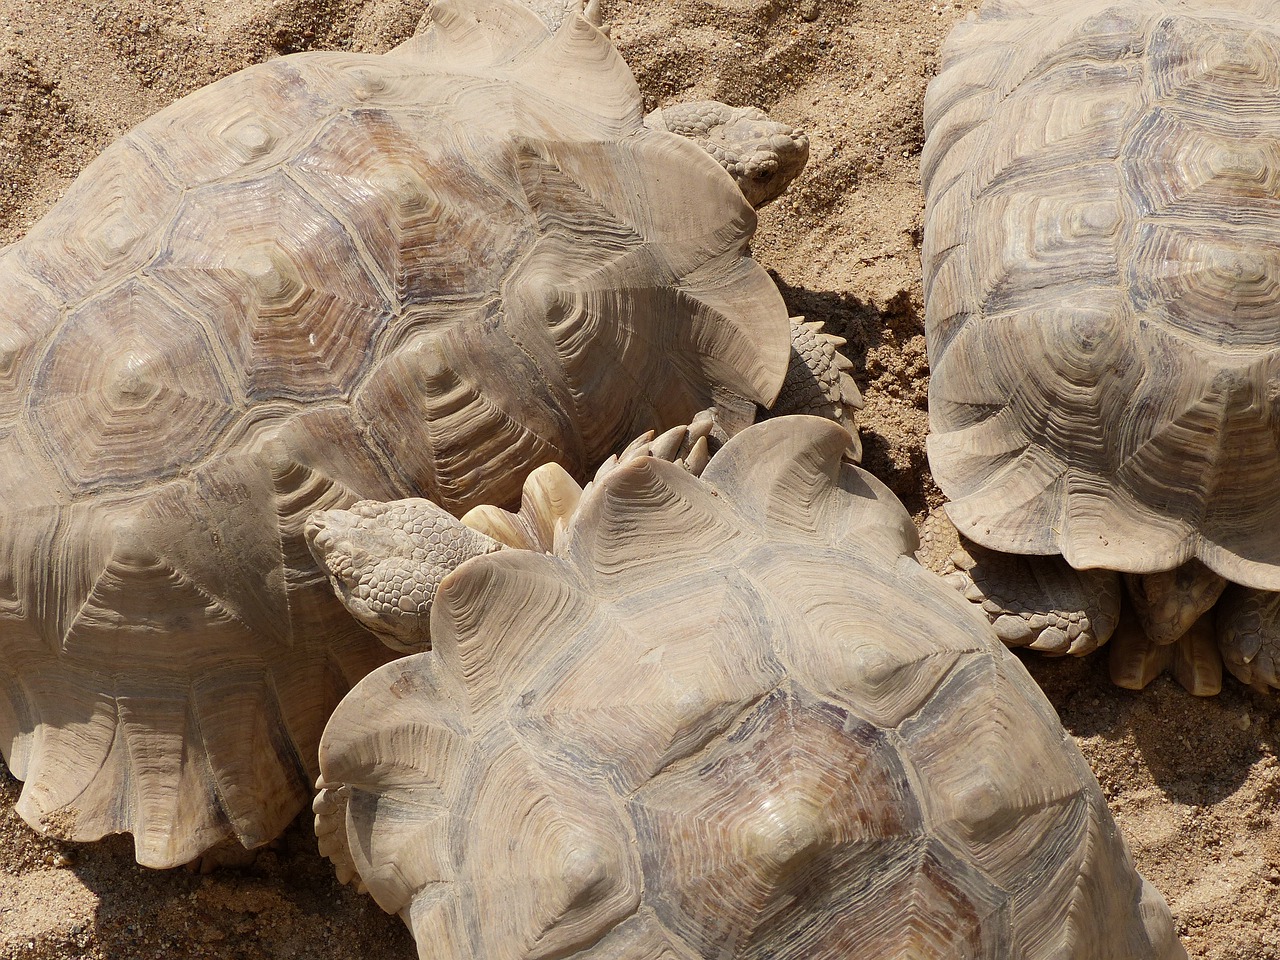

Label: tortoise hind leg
[1216,586,1280,693]
[918,510,1122,656]
[1110,563,1228,695]
[1109,610,1222,696]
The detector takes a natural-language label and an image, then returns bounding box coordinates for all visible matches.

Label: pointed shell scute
[286,109,535,307]
[133,59,337,190]
[317,416,1181,958]
[629,687,936,959]
[0,268,61,418]
[17,140,182,306]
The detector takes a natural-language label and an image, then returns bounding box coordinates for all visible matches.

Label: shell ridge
[502,16,643,135]
[415,0,558,71]
[276,162,403,311]
[132,274,248,406]
[60,530,271,655]
[512,573,783,793]
[561,456,748,587]
[13,694,122,831]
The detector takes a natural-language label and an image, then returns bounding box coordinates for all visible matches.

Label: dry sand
[0,0,1277,957]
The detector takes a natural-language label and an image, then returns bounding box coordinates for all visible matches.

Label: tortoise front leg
[761,317,862,458]
[918,510,1122,655]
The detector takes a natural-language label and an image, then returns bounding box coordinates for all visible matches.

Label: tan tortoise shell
[315,417,1184,960]
[0,0,791,867]
[922,0,1280,588]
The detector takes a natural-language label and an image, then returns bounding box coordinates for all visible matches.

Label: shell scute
[515,582,784,793]
[31,279,238,493]
[1149,14,1280,117]
[971,165,1126,321]
[148,170,391,403]
[0,269,63,423]
[15,140,181,308]
[289,53,454,110]
[1123,108,1280,223]
[133,58,338,190]
[288,109,535,307]
[355,322,580,514]
[628,687,945,960]
[763,559,985,729]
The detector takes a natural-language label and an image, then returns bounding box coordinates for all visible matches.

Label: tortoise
[0,0,852,868]
[919,0,1280,695]
[308,415,1184,960]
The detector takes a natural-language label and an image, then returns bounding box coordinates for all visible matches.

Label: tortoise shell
[922,0,1280,587]
[315,417,1183,960]
[0,0,789,866]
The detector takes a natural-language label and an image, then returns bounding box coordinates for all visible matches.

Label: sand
[0,0,1276,957]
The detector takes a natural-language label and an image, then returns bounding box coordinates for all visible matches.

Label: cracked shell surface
[0,0,792,867]
[922,0,1280,588]
[317,417,1183,960]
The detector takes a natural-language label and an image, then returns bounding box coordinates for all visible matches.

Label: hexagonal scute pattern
[30,279,237,491]
[149,169,391,402]
[316,417,1184,960]
[922,0,1280,587]
[16,140,182,306]
[0,0,793,868]
[287,109,536,308]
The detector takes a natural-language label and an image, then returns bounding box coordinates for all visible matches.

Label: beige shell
[922,0,1280,588]
[315,417,1183,960]
[0,0,792,867]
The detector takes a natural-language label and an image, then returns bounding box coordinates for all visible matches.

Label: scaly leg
[1217,585,1280,693]
[917,510,1121,655]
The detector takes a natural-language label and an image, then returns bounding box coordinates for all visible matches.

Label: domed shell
[922,0,1280,587]
[0,0,790,867]
[316,417,1182,960]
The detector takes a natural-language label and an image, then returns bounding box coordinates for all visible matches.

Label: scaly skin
[304,499,502,653]
[918,511,1122,656]
[307,419,720,651]
[769,318,863,459]
[645,102,810,208]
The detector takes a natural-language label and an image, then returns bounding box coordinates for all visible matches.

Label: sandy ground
[0,0,1276,957]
